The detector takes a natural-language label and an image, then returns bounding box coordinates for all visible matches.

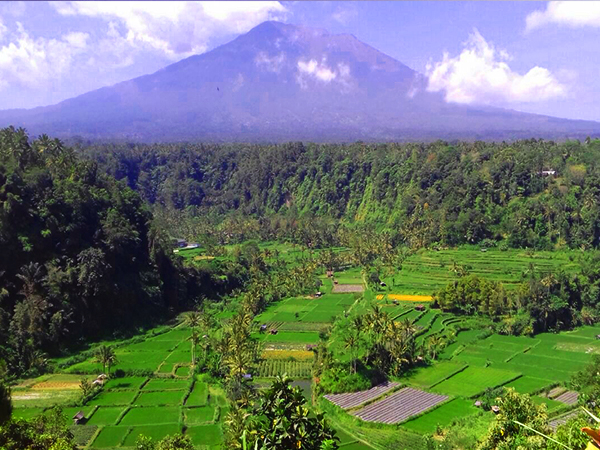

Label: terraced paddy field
[380,248,580,295]
[177,241,350,267]
[12,322,227,449]
[330,323,600,448]
[402,398,478,434]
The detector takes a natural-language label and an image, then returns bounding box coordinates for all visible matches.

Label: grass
[184,406,216,425]
[185,381,208,407]
[123,424,182,446]
[133,390,185,406]
[11,408,44,419]
[91,425,130,448]
[106,377,148,390]
[119,406,181,425]
[185,424,223,446]
[175,366,190,377]
[143,378,190,391]
[87,406,126,425]
[403,361,467,389]
[431,366,520,398]
[504,376,552,394]
[87,390,138,406]
[402,399,478,434]
[264,331,320,344]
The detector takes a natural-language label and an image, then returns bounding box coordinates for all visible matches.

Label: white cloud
[426,30,566,105]
[298,59,336,82]
[255,51,286,73]
[0,23,89,90]
[332,5,358,25]
[297,58,340,87]
[51,1,287,59]
[526,2,600,32]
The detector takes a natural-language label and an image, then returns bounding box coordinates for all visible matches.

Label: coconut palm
[344,332,360,374]
[185,311,201,329]
[95,345,118,375]
[426,335,444,360]
[188,331,201,367]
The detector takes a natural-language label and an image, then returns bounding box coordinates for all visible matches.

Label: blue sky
[1,1,599,122]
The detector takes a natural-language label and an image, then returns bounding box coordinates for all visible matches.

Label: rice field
[402,398,478,434]
[402,361,467,389]
[380,248,580,295]
[431,366,520,398]
[256,360,313,378]
[11,321,227,449]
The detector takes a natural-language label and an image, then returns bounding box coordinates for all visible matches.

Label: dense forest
[83,138,600,249]
[0,128,237,377]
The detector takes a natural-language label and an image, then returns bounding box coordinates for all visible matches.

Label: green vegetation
[402,398,477,434]
[6,131,600,449]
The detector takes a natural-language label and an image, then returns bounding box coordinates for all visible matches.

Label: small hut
[243,373,252,380]
[474,401,482,407]
[314,291,323,298]
[415,304,425,311]
[380,281,387,287]
[92,379,104,387]
[595,334,600,340]
[73,411,85,425]
[270,329,278,335]
[326,270,334,278]
[491,405,500,414]
[306,344,317,351]
[260,324,268,332]
[392,300,399,306]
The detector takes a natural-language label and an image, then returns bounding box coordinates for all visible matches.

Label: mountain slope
[1,21,599,142]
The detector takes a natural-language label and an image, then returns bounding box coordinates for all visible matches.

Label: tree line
[81,138,600,250]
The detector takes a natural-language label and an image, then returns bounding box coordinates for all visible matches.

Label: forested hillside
[84,138,600,249]
[0,128,209,376]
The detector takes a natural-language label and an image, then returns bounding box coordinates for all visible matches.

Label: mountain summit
[1,21,599,142]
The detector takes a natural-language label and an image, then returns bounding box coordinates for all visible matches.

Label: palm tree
[188,331,201,367]
[344,332,360,374]
[95,345,118,375]
[427,336,444,360]
[185,311,201,329]
[16,262,45,298]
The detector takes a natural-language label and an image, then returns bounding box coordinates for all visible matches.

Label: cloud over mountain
[426,30,566,105]
[0,21,598,142]
[51,1,287,58]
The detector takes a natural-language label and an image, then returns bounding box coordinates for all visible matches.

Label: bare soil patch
[332,284,364,293]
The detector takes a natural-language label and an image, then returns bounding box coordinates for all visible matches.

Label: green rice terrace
[5,244,593,450]
[11,325,226,449]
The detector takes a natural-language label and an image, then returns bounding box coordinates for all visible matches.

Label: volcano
[1,21,599,142]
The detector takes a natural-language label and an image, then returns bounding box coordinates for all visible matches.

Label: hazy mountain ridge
[1,20,599,142]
